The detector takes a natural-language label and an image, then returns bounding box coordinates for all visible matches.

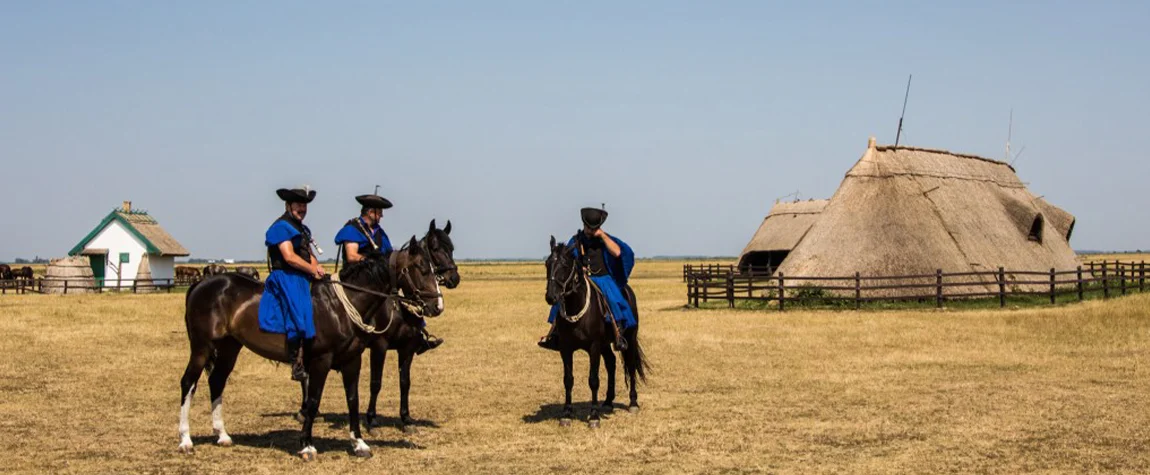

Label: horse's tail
[623,326,649,386]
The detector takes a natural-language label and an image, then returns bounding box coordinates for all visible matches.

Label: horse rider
[538,206,636,351]
[259,186,326,382]
[333,193,443,354]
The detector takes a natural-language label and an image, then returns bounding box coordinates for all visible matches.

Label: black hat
[581,207,608,230]
[276,186,316,203]
[356,194,393,209]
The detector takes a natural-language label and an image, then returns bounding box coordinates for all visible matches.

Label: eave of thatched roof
[739,200,828,257]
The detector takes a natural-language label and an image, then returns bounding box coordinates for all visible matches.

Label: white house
[68,201,190,287]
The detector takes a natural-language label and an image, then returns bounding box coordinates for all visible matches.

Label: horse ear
[429,219,436,233]
[444,220,452,235]
[409,235,419,249]
[550,235,557,249]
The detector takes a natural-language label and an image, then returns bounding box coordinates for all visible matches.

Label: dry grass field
[3,260,1150,474]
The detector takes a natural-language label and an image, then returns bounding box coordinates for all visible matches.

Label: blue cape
[334,218,393,254]
[569,233,634,288]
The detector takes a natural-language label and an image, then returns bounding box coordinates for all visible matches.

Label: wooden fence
[0,278,179,295]
[685,260,1148,310]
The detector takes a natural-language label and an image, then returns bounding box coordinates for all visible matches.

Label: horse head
[394,236,444,317]
[545,235,581,306]
[422,219,460,289]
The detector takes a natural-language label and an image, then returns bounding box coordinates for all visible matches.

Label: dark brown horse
[177,236,442,461]
[202,264,226,277]
[233,266,260,280]
[362,219,460,432]
[544,236,648,427]
[16,266,33,281]
[0,264,11,281]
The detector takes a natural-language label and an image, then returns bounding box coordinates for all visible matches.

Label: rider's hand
[314,265,326,280]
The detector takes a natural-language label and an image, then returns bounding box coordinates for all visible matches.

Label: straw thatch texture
[776,144,1079,296]
[738,200,827,270]
[117,212,190,256]
[135,254,155,293]
[43,256,96,294]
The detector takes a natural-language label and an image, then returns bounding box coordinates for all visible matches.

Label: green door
[89,255,106,287]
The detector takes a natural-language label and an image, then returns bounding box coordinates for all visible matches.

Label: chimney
[122,201,132,213]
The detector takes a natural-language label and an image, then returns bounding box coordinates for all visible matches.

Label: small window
[1028,215,1044,243]
[119,252,130,263]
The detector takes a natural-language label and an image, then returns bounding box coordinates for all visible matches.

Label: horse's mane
[424,228,454,253]
[339,252,392,286]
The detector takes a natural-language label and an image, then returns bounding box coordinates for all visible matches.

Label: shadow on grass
[522,402,628,424]
[259,411,440,431]
[191,430,424,455]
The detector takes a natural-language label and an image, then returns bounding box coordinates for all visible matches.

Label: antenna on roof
[1005,110,1027,166]
[894,74,912,146]
[373,184,380,195]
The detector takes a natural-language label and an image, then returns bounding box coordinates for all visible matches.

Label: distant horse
[543,236,648,428]
[233,266,260,280]
[175,266,201,284]
[202,264,226,277]
[0,264,11,281]
[177,236,443,461]
[362,219,460,432]
[16,266,33,281]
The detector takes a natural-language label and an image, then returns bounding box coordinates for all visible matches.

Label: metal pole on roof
[894,74,912,146]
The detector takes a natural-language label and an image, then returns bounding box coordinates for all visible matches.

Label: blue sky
[1,1,1147,260]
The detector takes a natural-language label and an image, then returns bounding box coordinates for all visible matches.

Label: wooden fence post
[1089,261,1095,278]
[1141,261,1146,292]
[64,279,69,295]
[778,272,785,312]
[1049,268,1056,305]
[726,271,734,309]
[855,272,861,310]
[691,274,699,308]
[1120,263,1127,296]
[1077,266,1084,302]
[747,272,754,299]
[936,269,943,309]
[998,267,1006,308]
[1103,262,1109,300]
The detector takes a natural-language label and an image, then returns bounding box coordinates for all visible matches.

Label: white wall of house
[85,221,148,287]
[150,256,175,282]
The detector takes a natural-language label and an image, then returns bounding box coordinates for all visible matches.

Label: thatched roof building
[737,199,827,271]
[776,138,1079,294]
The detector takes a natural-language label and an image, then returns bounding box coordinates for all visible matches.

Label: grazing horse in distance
[234,266,260,280]
[175,266,201,284]
[202,264,226,277]
[177,236,443,461]
[0,264,12,281]
[16,266,33,281]
[544,236,648,428]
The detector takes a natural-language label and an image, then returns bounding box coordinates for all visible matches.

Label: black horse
[177,235,442,461]
[544,236,648,428]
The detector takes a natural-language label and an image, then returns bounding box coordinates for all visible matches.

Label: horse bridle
[393,243,443,313]
[420,236,457,285]
[550,246,592,322]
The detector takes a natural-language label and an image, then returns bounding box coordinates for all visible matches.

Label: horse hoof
[216,436,233,447]
[353,439,372,458]
[299,446,317,462]
[588,419,600,429]
[177,442,194,454]
[559,418,572,427]
[294,412,307,424]
[628,405,640,414]
[601,402,615,412]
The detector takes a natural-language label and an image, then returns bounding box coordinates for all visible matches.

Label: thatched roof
[738,199,827,266]
[776,142,1079,294]
[69,207,190,257]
